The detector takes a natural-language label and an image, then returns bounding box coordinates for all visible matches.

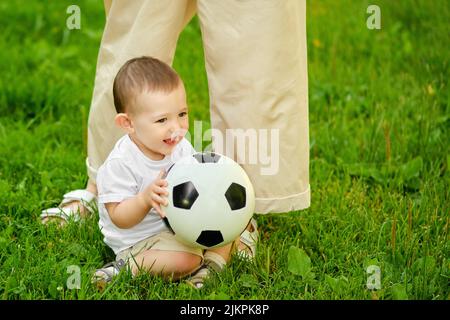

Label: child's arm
[105,170,169,229]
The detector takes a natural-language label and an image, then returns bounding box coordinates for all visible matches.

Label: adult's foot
[236,218,258,260]
[41,182,98,226]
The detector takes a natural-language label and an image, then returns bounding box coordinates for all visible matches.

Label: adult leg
[43,0,197,224]
[197,0,310,214]
[87,0,197,182]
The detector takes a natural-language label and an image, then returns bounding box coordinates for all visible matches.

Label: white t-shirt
[97,134,196,254]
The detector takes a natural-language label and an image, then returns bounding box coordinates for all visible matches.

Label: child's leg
[205,242,234,268]
[128,249,202,281]
[92,232,202,289]
[185,240,237,289]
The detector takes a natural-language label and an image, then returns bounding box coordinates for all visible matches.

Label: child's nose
[170,121,181,133]
[171,117,186,132]
[170,128,187,140]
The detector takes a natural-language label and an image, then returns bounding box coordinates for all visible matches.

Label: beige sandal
[40,189,97,223]
[91,259,126,291]
[185,266,212,289]
[185,251,226,289]
[237,218,258,261]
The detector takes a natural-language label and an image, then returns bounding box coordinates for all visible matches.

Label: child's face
[129,83,189,160]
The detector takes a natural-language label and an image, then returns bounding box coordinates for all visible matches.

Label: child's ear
[115,113,134,133]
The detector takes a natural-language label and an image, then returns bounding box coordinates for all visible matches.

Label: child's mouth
[164,130,186,146]
[163,138,178,146]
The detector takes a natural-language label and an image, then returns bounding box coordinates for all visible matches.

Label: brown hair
[112,56,181,113]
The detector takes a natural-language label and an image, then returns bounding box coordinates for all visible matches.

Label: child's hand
[141,169,169,218]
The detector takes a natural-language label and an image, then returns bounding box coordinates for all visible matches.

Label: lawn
[0,0,448,300]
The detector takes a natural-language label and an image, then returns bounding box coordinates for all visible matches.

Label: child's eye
[179,112,187,118]
[156,118,167,123]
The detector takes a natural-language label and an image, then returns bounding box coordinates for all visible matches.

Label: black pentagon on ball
[162,217,174,233]
[172,181,199,210]
[165,163,175,175]
[196,230,224,247]
[193,152,221,163]
[225,183,246,210]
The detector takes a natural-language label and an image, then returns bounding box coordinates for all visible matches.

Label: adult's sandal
[40,189,97,224]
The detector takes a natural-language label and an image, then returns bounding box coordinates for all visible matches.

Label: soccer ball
[163,151,255,249]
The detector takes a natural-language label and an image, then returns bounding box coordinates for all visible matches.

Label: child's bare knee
[180,253,202,273]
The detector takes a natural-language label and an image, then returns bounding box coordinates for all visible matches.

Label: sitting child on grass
[92,56,251,289]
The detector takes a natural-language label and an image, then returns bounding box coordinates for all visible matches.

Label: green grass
[0,0,448,300]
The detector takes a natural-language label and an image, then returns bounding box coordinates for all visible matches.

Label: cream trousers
[87,0,310,214]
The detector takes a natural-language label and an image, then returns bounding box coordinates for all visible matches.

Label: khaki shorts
[116,231,203,265]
